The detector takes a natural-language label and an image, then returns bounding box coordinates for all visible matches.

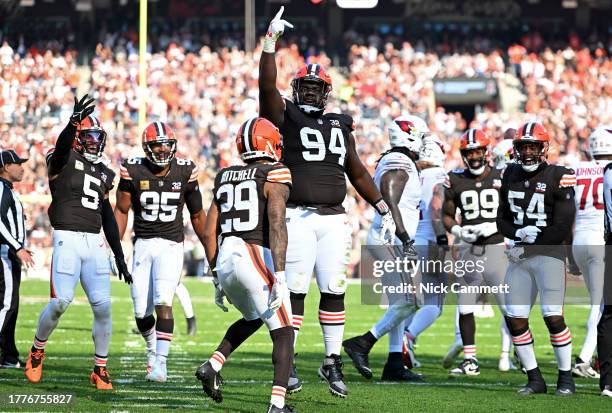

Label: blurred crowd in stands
[0,25,610,277]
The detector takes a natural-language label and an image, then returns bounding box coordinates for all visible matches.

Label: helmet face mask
[514,140,546,172]
[292,64,332,114]
[461,147,487,175]
[144,139,177,167]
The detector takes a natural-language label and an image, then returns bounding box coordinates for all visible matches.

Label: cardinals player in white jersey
[401,135,449,368]
[343,115,426,382]
[571,126,612,379]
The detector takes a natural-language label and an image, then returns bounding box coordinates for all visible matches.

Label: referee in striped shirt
[0,149,34,368]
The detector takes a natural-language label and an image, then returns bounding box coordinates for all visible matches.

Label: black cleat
[318,354,348,398]
[517,380,548,396]
[186,316,197,336]
[267,404,298,413]
[287,354,302,394]
[0,358,25,369]
[195,361,223,403]
[342,336,372,379]
[555,371,576,396]
[381,360,424,382]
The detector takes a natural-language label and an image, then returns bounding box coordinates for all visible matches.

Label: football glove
[379,213,397,245]
[263,6,294,53]
[268,271,287,312]
[515,226,541,244]
[402,239,418,260]
[70,94,95,126]
[505,246,525,263]
[115,256,132,284]
[436,234,449,249]
[471,222,498,239]
[451,225,478,243]
[212,276,229,312]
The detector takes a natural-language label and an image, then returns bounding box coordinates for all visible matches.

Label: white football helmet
[492,139,514,169]
[388,115,429,154]
[419,134,446,167]
[588,126,612,157]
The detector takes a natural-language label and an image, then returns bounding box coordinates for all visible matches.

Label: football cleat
[449,358,480,376]
[381,361,424,382]
[90,366,113,390]
[518,380,548,396]
[318,354,348,398]
[442,340,462,369]
[498,354,517,372]
[24,348,45,383]
[0,358,25,369]
[186,316,197,336]
[555,372,575,396]
[402,333,417,370]
[342,336,372,379]
[287,354,302,394]
[147,350,156,374]
[267,404,298,413]
[145,360,167,382]
[195,361,223,403]
[602,385,612,397]
[572,358,600,379]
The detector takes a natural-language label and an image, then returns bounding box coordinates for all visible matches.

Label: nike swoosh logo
[213,376,219,390]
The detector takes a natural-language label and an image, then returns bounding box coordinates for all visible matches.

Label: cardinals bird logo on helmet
[388,115,429,154]
[236,117,283,162]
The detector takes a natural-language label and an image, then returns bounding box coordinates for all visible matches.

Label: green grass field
[0,278,609,412]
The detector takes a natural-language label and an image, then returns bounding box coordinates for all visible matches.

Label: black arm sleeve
[101,198,125,259]
[537,186,576,245]
[184,181,203,214]
[47,122,77,175]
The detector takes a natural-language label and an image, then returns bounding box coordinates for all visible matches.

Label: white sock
[271,385,286,408]
[209,351,225,372]
[141,326,156,353]
[318,310,345,356]
[464,344,477,360]
[500,318,512,353]
[550,327,572,371]
[156,331,172,362]
[579,304,601,363]
[292,314,303,347]
[513,329,538,370]
[407,306,441,337]
[174,283,194,319]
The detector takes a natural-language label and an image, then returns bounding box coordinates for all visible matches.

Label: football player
[442,128,513,375]
[497,121,577,395]
[401,135,449,369]
[571,126,612,378]
[342,116,427,382]
[195,117,295,413]
[259,8,396,397]
[25,95,132,389]
[114,121,206,382]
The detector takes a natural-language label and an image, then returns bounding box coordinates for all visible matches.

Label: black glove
[436,234,449,250]
[402,239,418,259]
[115,256,133,284]
[70,94,95,126]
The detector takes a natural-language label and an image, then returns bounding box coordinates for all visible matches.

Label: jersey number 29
[216,180,258,233]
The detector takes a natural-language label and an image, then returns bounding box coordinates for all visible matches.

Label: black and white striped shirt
[0,177,25,252]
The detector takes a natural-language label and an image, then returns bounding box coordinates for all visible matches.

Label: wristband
[263,36,277,53]
[374,198,390,215]
[436,234,449,246]
[274,270,286,283]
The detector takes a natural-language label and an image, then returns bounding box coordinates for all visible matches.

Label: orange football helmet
[291,63,332,114]
[75,115,106,163]
[459,128,491,175]
[514,121,550,171]
[236,117,283,162]
[141,121,177,166]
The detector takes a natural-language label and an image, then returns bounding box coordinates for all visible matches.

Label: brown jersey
[213,162,292,248]
[46,149,115,233]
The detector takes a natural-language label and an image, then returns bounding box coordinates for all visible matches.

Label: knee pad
[91,300,111,319]
[49,297,72,317]
[544,315,566,334]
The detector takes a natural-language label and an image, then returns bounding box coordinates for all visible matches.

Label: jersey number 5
[82,174,101,210]
[300,127,346,165]
[216,180,258,233]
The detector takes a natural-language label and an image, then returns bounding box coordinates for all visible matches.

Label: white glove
[212,276,229,312]
[263,6,294,53]
[109,255,118,276]
[515,226,541,244]
[471,222,498,239]
[505,246,525,263]
[268,271,287,312]
[451,225,478,243]
[379,212,397,245]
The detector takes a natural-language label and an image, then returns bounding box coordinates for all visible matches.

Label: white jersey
[370,152,421,240]
[604,163,612,240]
[415,166,447,243]
[573,160,605,239]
